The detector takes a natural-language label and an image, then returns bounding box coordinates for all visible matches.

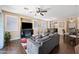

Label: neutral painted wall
[3,11,48,40]
[3,11,21,40]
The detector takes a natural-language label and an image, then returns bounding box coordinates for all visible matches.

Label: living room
[0,5,79,54]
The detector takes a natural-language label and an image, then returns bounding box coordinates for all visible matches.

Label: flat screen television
[22,22,32,29]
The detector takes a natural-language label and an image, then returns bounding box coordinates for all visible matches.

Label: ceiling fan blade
[40,10,47,12]
[40,13,44,16]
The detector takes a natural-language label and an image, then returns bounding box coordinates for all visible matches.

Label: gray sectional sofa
[27,32,60,54]
[39,33,60,54]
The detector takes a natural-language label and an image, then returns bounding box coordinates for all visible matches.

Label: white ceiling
[0,5,79,20]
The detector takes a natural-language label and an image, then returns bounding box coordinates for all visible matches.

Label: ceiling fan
[36,8,47,16]
[24,7,50,16]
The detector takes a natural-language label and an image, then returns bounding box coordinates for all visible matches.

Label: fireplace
[21,22,33,38]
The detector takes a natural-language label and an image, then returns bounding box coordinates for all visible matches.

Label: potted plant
[4,32,11,46]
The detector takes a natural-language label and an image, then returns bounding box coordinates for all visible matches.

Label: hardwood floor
[0,40,26,54]
[0,35,75,54]
[50,35,75,54]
